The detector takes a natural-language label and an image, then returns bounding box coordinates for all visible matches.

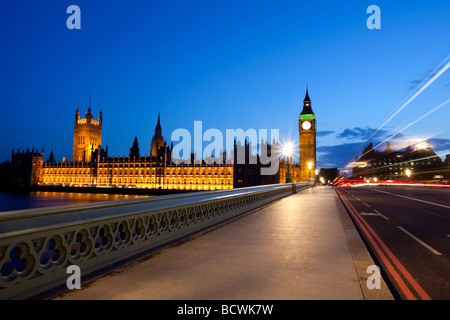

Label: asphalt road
[336,185,450,300]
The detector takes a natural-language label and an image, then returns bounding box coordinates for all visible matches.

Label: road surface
[336,185,450,300]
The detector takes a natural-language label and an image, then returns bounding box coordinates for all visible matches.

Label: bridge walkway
[53,186,393,300]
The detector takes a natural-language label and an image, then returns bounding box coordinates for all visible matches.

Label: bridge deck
[52,186,392,300]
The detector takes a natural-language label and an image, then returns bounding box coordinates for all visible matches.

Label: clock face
[302,121,311,130]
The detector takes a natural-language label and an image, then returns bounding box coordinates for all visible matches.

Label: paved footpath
[53,186,393,300]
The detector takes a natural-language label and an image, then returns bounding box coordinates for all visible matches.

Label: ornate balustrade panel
[0,183,309,299]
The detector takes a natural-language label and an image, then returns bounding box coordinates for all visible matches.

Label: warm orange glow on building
[72,103,102,163]
[299,87,317,182]
[41,158,234,190]
[21,94,312,190]
[40,107,234,191]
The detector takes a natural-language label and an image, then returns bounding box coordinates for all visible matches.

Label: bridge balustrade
[0,182,310,299]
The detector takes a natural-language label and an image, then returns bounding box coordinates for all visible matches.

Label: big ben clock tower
[299,86,317,182]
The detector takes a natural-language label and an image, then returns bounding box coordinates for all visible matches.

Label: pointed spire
[88,92,92,113]
[130,136,140,158]
[75,106,80,121]
[155,112,162,135]
[300,84,314,115]
[303,83,310,102]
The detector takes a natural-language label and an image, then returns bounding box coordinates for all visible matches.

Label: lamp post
[282,141,294,183]
[308,161,313,183]
[320,176,325,185]
[405,169,412,181]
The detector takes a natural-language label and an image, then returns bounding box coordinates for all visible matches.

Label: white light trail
[365,55,450,143]
[368,98,450,153]
[353,56,450,162]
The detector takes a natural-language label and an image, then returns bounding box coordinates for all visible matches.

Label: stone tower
[298,86,317,182]
[72,96,102,162]
[150,113,167,158]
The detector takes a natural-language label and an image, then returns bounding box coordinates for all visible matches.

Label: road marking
[360,212,380,216]
[370,188,450,209]
[346,190,389,219]
[374,210,390,220]
[397,226,442,256]
[359,211,390,220]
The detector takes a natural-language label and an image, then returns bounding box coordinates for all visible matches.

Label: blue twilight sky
[1,0,450,175]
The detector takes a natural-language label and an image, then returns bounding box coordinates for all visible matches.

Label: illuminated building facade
[298,87,317,181]
[352,141,450,180]
[39,109,234,191]
[40,157,234,191]
[5,91,314,190]
[72,98,102,163]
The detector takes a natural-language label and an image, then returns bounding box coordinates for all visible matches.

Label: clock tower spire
[299,85,317,182]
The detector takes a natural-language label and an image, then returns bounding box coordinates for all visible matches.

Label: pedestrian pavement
[52,186,393,300]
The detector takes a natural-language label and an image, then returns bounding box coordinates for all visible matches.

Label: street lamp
[405,169,412,180]
[308,161,313,181]
[282,141,294,183]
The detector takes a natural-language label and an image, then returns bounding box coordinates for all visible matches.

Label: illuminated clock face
[302,121,311,130]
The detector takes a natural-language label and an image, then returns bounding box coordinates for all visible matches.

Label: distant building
[232,139,300,187]
[352,141,450,181]
[318,168,340,184]
[9,148,44,187]
[0,162,11,187]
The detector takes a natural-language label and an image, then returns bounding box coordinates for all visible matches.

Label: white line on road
[360,212,379,216]
[398,226,442,255]
[370,188,450,209]
[362,201,371,208]
[374,210,390,220]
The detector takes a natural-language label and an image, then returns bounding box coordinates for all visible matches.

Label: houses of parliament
[37,109,235,191]
[2,89,322,191]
